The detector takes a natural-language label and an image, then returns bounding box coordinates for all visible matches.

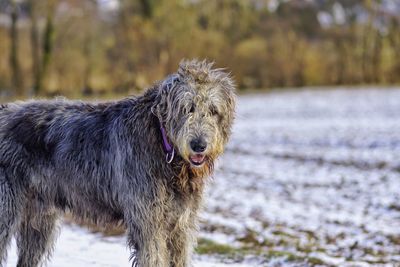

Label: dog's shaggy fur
[0,60,235,267]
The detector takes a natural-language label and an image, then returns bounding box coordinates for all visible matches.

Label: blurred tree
[233,37,268,88]
[27,0,40,95]
[361,0,383,83]
[140,0,156,19]
[26,0,56,95]
[39,0,56,94]
[9,0,23,96]
[82,0,97,95]
[388,17,400,82]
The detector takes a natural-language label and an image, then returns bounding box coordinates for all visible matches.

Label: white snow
[201,88,400,266]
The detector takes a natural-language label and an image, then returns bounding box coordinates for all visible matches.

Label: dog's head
[153,60,236,170]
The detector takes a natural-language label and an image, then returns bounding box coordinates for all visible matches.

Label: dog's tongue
[190,154,205,163]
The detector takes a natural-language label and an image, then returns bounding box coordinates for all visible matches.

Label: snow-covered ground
[6,88,400,266]
[6,225,248,267]
[201,88,400,266]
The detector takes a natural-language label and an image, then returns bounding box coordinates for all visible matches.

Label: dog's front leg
[127,218,170,267]
[168,228,194,267]
[168,206,197,267]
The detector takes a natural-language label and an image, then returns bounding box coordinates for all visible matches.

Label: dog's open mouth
[189,154,206,166]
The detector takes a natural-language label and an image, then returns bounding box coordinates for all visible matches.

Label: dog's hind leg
[0,170,20,267]
[15,201,60,267]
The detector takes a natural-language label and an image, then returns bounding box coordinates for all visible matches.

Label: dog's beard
[176,156,215,195]
[189,156,214,178]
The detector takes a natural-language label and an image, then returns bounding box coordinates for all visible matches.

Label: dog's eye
[189,105,195,113]
[210,105,218,116]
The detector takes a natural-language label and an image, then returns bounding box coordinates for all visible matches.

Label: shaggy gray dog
[0,60,236,267]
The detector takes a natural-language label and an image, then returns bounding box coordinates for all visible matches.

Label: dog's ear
[152,74,181,122]
[161,74,180,94]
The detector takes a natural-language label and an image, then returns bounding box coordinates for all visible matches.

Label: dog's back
[0,99,133,226]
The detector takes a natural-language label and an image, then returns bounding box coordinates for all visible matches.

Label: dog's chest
[166,195,200,229]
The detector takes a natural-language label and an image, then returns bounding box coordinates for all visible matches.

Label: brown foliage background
[0,0,399,97]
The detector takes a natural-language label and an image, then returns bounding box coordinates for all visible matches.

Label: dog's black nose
[190,138,207,153]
